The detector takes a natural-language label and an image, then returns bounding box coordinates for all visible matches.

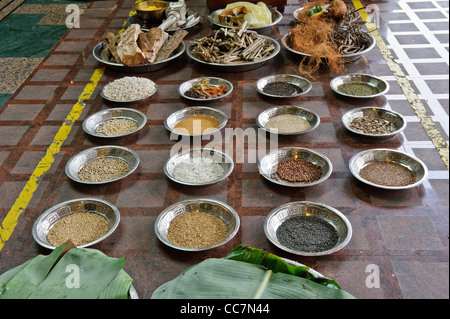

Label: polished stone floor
[0,0,448,299]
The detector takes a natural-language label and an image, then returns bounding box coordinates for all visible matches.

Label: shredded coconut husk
[289,0,346,79]
[288,19,345,79]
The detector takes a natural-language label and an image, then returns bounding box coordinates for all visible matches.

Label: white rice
[173,157,225,183]
[102,76,156,101]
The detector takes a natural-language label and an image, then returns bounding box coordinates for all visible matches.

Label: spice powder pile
[47,212,109,247]
[265,114,311,134]
[174,115,219,134]
[168,211,228,248]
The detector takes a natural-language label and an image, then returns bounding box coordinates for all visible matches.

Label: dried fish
[190,24,276,64]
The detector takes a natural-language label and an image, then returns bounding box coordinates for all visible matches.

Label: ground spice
[78,157,129,182]
[174,115,219,134]
[275,158,322,183]
[173,157,224,183]
[262,82,303,96]
[167,211,228,248]
[47,212,109,247]
[359,162,416,187]
[337,82,380,96]
[276,215,339,253]
[265,114,312,134]
[349,117,396,134]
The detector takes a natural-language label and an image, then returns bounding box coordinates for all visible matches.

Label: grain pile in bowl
[47,212,109,247]
[167,211,228,248]
[96,118,139,136]
[78,157,130,182]
[102,76,156,101]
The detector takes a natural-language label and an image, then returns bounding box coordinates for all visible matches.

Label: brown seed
[275,158,322,183]
[47,212,109,247]
[167,211,228,248]
[78,157,129,182]
[359,162,416,187]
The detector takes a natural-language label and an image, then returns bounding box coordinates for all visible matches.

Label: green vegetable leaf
[152,258,355,299]
[225,245,341,289]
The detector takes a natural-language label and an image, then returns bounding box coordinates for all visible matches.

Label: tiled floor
[0,0,448,299]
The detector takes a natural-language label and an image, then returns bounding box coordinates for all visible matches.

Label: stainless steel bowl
[154,199,240,251]
[164,148,234,186]
[82,108,147,138]
[342,107,406,139]
[93,41,185,73]
[32,198,120,250]
[179,77,233,102]
[186,35,280,72]
[264,201,352,256]
[164,106,228,137]
[65,145,140,184]
[330,73,389,99]
[281,31,376,63]
[349,148,428,190]
[100,78,157,103]
[258,147,332,187]
[256,105,320,135]
[256,74,312,98]
[134,0,169,25]
[208,6,282,30]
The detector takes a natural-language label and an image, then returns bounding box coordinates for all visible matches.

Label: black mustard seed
[263,82,303,96]
[276,215,339,252]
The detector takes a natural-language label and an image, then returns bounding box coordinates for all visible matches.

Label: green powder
[337,83,380,96]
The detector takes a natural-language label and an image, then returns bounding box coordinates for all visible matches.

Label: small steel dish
[293,4,329,21]
[330,73,389,99]
[32,198,120,250]
[154,199,240,252]
[342,107,406,139]
[93,40,185,73]
[65,145,140,185]
[164,106,228,137]
[256,74,312,98]
[281,31,376,63]
[134,0,169,25]
[100,78,157,103]
[186,35,280,72]
[258,147,332,187]
[82,108,147,138]
[257,105,319,136]
[179,77,233,102]
[208,6,282,30]
[264,201,352,256]
[164,148,234,186]
[349,148,428,190]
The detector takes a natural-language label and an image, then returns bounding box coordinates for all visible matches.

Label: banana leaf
[27,247,125,299]
[0,242,68,299]
[224,245,341,289]
[152,258,355,299]
[0,243,133,299]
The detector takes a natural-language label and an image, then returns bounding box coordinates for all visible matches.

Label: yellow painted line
[0,67,105,251]
[351,0,449,170]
